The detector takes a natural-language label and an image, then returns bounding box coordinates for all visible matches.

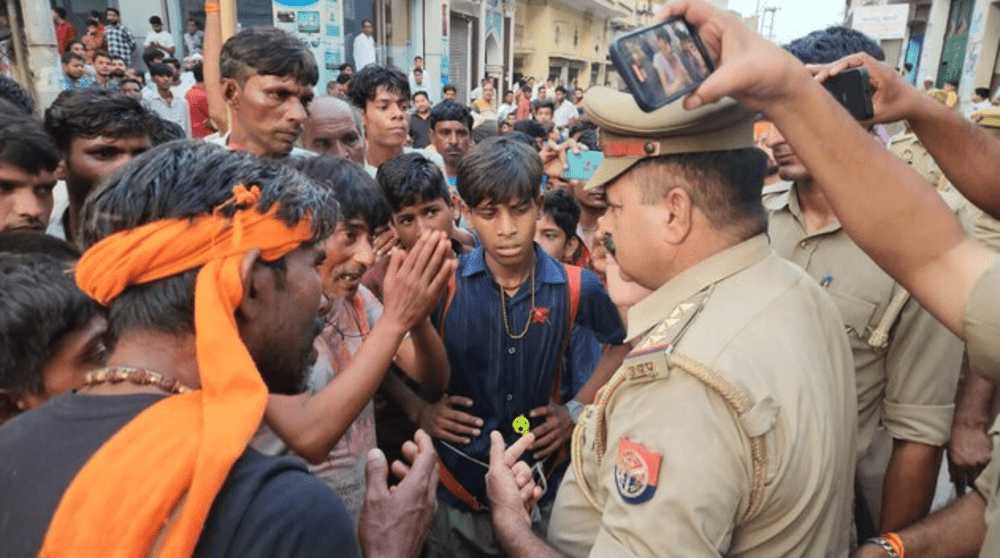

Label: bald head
[303,97,365,163]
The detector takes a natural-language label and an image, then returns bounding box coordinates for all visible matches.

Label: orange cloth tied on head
[40,185,314,558]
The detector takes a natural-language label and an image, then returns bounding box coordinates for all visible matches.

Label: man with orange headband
[0,141,443,558]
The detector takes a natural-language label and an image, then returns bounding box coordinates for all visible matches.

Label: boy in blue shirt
[425,136,629,558]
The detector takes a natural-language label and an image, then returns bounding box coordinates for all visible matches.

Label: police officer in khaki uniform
[485,88,857,557]
[764,28,964,536]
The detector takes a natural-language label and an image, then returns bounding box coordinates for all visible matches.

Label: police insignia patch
[614,437,661,504]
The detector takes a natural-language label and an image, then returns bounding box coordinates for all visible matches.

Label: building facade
[847,0,1000,111]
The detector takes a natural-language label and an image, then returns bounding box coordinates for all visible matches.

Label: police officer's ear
[660,184,694,245]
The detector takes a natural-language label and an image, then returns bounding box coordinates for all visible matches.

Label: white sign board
[853,5,910,40]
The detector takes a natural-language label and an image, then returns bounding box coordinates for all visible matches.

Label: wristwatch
[566,400,585,424]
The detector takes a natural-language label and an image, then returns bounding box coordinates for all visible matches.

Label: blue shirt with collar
[432,243,624,511]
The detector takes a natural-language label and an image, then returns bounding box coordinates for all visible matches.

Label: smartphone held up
[609,17,714,112]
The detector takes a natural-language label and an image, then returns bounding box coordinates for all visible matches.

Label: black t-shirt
[0,392,359,558]
[409,113,432,149]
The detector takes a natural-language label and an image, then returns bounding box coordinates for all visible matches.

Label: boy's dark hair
[576,129,598,151]
[376,152,451,214]
[535,98,555,113]
[413,68,423,75]
[106,7,120,16]
[93,50,112,62]
[149,15,163,25]
[513,120,545,145]
[111,55,126,65]
[542,188,581,241]
[629,148,768,239]
[290,155,391,232]
[976,87,991,99]
[347,65,410,110]
[336,72,352,86]
[337,63,354,73]
[456,136,542,209]
[904,63,913,71]
[191,62,204,83]
[120,77,143,90]
[0,114,60,174]
[428,100,473,132]
[149,63,174,78]
[520,84,531,94]
[0,230,81,261]
[148,118,187,145]
[785,26,885,64]
[53,7,67,19]
[61,52,84,65]
[163,58,181,71]
[412,90,429,102]
[221,27,319,87]
[79,142,340,346]
[555,85,567,95]
[473,120,498,144]
[0,75,35,115]
[45,88,154,154]
[504,131,537,150]
[947,79,960,88]
[0,253,101,397]
[142,47,165,67]
[442,84,457,95]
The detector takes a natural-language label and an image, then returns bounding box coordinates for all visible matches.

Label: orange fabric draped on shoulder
[40,186,314,558]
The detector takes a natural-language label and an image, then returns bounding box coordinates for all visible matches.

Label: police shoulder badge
[614,437,661,504]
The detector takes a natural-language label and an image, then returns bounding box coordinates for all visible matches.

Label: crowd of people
[3,0,1000,556]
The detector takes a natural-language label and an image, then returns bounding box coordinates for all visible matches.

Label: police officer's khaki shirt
[765,184,963,462]
[548,235,856,557]
[965,258,1000,557]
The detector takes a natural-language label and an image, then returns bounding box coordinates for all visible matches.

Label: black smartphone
[608,17,714,112]
[824,67,874,120]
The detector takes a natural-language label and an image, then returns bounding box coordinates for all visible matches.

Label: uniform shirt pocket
[827,290,878,342]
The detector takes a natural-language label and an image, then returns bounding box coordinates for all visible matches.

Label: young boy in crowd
[424,136,630,558]
[0,113,60,234]
[0,251,106,424]
[535,188,590,269]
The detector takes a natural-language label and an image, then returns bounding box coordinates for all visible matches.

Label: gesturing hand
[949,425,993,493]
[382,230,456,332]
[486,431,544,529]
[528,401,573,460]
[419,394,484,445]
[359,430,439,558]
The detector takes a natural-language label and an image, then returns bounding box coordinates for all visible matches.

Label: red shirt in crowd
[56,21,77,53]
[186,84,212,139]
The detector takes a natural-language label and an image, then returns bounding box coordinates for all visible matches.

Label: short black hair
[413,68,423,75]
[976,87,991,99]
[221,27,319,87]
[93,50,112,62]
[149,63,174,78]
[456,136,541,209]
[290,155,390,232]
[541,188,581,241]
[142,47,165,67]
[555,86,567,95]
[428,100,472,133]
[337,63,354,73]
[412,90,429,102]
[149,15,163,25]
[442,84,457,95]
[504,131,537,150]
[79,141,340,346]
[473,120,498,144]
[947,79,960,88]
[53,7,66,19]
[163,58,180,71]
[520,85,531,94]
[336,72,352,85]
[0,230,81,261]
[191,62,204,83]
[785,26,885,64]
[376,152,451,214]
[0,253,101,397]
[106,7,120,16]
[628,148,768,239]
[0,114,60,174]
[347,64,410,111]
[44,88,154,154]
[0,75,34,115]
[513,120,545,143]
[904,63,913,71]
[61,51,84,65]
[535,99,555,113]
[148,117,187,145]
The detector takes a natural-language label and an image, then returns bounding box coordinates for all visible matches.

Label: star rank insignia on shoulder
[614,437,662,504]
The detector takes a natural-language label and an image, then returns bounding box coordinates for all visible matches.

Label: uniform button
[508,347,516,355]
[507,394,513,401]
[800,240,811,249]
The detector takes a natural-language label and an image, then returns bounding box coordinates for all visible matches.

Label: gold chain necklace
[83,366,194,395]
[499,265,536,340]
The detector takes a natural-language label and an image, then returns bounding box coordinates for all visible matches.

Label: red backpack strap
[436,274,458,341]
[549,264,583,405]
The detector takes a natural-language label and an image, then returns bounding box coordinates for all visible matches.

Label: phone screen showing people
[610,18,714,112]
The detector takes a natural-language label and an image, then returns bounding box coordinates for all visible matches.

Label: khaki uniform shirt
[765,184,963,459]
[967,259,1000,557]
[888,132,942,186]
[548,235,856,557]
